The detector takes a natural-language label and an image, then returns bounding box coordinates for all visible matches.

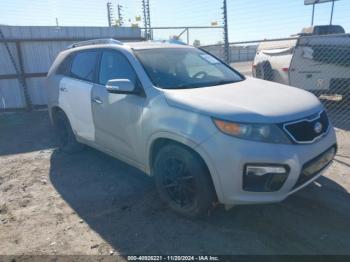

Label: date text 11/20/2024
[127,256,220,261]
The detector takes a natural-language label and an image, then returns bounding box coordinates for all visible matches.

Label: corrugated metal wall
[201,44,258,63]
[0,26,143,110]
[0,40,23,109]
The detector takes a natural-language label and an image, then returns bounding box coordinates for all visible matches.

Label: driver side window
[99,50,137,86]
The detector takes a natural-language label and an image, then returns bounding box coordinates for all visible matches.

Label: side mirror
[106,79,135,94]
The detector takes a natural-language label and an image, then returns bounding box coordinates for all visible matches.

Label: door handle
[92,97,103,104]
[59,87,68,92]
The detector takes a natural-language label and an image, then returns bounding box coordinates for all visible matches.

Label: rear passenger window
[98,50,137,86]
[70,51,98,82]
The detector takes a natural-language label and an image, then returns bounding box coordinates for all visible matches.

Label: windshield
[134,48,243,89]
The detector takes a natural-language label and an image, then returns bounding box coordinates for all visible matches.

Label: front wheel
[153,144,216,218]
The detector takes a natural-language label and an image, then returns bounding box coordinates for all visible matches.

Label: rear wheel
[54,111,84,153]
[255,61,273,81]
[153,144,216,218]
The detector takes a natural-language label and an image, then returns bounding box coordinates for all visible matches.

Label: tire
[153,143,216,218]
[54,111,84,153]
[255,61,273,81]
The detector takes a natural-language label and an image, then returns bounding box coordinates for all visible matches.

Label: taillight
[282,67,289,72]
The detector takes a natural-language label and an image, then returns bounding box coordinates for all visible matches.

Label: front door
[91,50,145,162]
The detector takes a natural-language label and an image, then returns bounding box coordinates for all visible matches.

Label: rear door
[58,50,99,142]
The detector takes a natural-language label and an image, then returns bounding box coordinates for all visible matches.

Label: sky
[0,0,349,45]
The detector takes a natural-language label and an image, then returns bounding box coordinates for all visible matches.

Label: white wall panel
[0,25,142,109]
[0,80,25,109]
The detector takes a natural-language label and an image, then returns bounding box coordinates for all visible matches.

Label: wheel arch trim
[145,131,225,202]
[49,105,79,137]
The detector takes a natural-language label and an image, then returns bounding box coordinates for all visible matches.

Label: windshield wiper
[211,80,236,86]
[169,83,202,89]
[164,80,237,90]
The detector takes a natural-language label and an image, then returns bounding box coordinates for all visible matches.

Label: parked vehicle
[253,25,350,101]
[47,39,337,217]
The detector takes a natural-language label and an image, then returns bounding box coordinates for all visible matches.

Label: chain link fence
[202,43,257,63]
[141,26,224,46]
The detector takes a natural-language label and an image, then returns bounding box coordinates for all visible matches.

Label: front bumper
[197,126,337,205]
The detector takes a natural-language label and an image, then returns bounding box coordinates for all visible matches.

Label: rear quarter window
[56,55,73,76]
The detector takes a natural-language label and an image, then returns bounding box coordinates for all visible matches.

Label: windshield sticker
[200,54,221,64]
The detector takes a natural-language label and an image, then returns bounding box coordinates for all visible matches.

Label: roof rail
[68,38,123,49]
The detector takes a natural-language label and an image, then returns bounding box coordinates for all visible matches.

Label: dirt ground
[0,110,349,256]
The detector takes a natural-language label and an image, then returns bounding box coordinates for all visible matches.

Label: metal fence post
[223,0,230,63]
[187,27,190,45]
[15,41,31,111]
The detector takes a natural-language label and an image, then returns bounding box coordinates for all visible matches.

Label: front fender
[144,130,225,202]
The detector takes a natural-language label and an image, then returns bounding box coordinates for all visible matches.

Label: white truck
[253,25,350,101]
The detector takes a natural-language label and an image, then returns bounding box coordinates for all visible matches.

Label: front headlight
[213,118,291,144]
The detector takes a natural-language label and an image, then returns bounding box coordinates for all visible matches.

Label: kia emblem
[314,122,323,134]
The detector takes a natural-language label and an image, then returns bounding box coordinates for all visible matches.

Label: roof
[0,25,142,41]
[124,41,193,50]
[64,39,194,53]
[257,39,298,51]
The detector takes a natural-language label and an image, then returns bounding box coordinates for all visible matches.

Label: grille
[283,111,330,144]
[292,146,336,190]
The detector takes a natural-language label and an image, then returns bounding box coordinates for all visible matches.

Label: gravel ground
[231,61,253,76]
[0,110,349,256]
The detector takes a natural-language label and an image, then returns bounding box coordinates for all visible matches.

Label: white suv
[252,25,350,100]
[47,39,337,217]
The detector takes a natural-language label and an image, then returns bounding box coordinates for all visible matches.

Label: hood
[162,77,323,123]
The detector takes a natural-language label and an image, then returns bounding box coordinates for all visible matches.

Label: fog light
[246,166,287,176]
[243,165,289,192]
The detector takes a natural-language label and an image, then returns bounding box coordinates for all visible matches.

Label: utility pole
[222,0,230,63]
[311,3,315,25]
[106,2,115,27]
[117,4,124,26]
[142,0,152,40]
